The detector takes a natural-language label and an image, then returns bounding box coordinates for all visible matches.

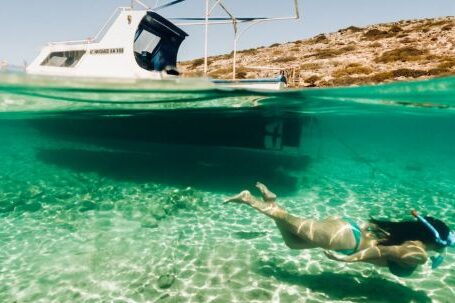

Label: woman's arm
[324,246,383,263]
[324,242,428,265]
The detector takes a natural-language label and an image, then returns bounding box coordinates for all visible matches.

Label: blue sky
[0,0,454,65]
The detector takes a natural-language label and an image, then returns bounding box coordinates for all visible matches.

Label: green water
[0,74,454,303]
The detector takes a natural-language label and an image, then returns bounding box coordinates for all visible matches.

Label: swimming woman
[225,182,454,277]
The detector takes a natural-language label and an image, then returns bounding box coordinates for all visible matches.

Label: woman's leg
[225,183,317,249]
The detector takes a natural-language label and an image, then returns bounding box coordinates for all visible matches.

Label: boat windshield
[134,12,188,73]
[134,30,161,54]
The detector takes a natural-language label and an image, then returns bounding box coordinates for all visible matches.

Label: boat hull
[29,108,305,152]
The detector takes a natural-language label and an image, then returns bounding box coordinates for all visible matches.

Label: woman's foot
[256,182,277,202]
[224,187,285,219]
[224,190,254,205]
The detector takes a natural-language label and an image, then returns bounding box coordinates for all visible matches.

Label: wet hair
[369,216,451,247]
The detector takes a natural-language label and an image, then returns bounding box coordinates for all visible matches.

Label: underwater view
[0,73,454,303]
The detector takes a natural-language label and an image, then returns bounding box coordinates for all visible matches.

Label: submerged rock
[144,187,208,221]
[98,200,114,211]
[17,201,42,213]
[150,204,167,220]
[0,203,15,213]
[78,200,97,212]
[157,274,175,289]
[27,185,43,198]
[141,217,159,229]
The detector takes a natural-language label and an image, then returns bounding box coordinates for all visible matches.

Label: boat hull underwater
[25,107,308,192]
[29,108,303,151]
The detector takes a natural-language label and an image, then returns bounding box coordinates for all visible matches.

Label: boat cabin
[27,8,187,79]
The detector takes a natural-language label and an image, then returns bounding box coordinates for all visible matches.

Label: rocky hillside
[179,17,455,88]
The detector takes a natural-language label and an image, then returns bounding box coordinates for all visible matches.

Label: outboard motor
[134,12,188,75]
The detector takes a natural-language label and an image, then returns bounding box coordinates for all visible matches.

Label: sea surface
[0,73,454,303]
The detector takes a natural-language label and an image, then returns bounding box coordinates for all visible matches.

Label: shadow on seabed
[253,259,431,303]
[36,145,310,194]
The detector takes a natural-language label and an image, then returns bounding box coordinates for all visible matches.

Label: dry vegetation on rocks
[179,16,455,88]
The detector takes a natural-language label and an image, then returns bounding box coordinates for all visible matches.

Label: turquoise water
[0,73,454,302]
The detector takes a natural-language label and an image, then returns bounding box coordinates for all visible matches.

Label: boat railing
[48,7,132,46]
[48,39,94,46]
[175,0,301,80]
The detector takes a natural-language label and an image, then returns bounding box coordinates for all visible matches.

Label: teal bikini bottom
[336,218,362,255]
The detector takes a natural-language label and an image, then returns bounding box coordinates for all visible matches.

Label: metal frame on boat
[26,0,301,90]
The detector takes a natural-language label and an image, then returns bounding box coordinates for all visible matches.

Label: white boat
[26,8,184,80]
[27,1,300,90]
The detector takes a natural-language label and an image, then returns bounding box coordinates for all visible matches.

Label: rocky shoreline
[179,16,455,88]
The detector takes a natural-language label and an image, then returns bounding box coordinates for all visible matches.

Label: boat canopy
[134,11,188,73]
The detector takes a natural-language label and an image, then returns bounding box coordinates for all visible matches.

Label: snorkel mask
[411,210,455,269]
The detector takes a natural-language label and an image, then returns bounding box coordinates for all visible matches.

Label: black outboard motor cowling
[134,12,188,74]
